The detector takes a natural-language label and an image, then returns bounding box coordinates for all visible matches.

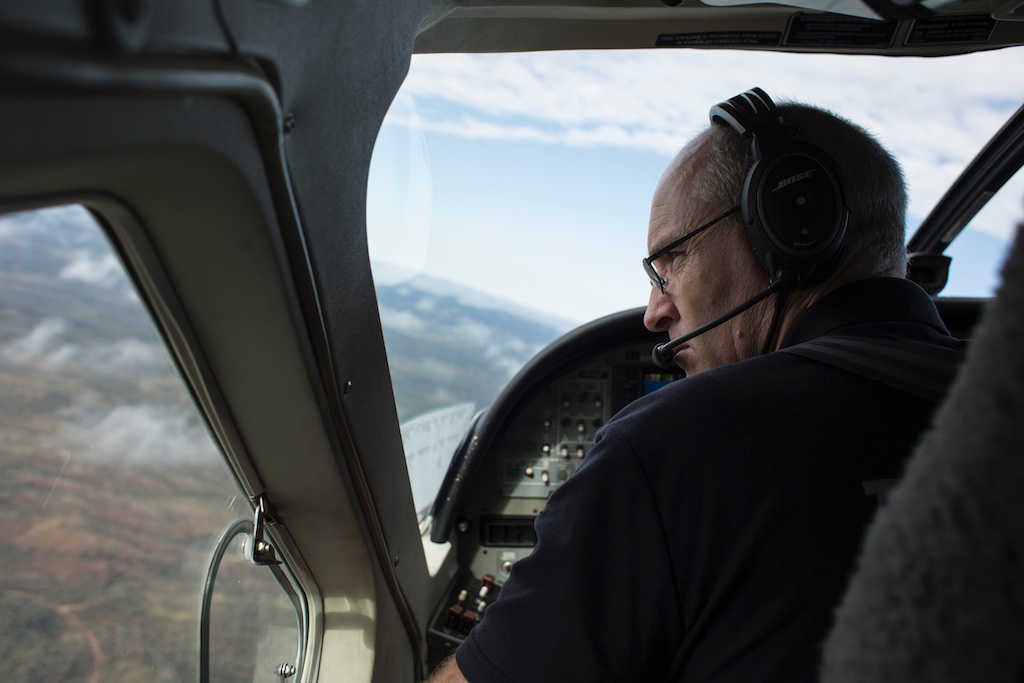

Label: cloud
[385,48,1024,238]
[377,291,549,380]
[0,204,97,242]
[394,50,1023,157]
[1,318,166,375]
[42,337,165,374]
[398,275,574,331]
[57,403,219,464]
[59,249,126,289]
[1,318,68,363]
[378,305,428,334]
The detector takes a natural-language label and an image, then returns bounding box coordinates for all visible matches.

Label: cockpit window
[0,205,304,681]
[944,165,1024,296]
[367,47,1024,519]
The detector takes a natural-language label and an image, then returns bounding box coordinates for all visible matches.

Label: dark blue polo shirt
[457,278,962,682]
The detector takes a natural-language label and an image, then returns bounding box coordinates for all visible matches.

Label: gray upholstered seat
[820,217,1024,682]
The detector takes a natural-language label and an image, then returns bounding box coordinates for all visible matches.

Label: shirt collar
[779,278,951,349]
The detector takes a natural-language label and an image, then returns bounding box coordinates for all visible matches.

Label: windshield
[367,47,1024,512]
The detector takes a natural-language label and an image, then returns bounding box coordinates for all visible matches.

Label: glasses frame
[643,204,741,293]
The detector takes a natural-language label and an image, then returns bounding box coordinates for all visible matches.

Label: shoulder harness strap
[779,335,965,403]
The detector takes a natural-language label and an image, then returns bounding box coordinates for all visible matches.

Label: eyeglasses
[643,205,741,293]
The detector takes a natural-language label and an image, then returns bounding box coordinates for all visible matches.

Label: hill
[376,274,571,421]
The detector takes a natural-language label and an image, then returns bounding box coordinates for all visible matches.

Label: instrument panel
[426,313,681,661]
[494,352,678,500]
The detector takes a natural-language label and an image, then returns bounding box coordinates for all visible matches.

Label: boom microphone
[651,269,800,369]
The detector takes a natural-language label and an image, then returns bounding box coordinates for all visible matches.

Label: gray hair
[686,101,908,279]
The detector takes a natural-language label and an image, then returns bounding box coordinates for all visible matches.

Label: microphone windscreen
[651,343,676,369]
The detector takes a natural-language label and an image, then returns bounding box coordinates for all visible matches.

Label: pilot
[429,89,963,682]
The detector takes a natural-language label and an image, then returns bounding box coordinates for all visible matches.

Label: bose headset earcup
[709,88,849,288]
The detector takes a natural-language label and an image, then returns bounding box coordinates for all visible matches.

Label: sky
[367,46,1024,326]
[373,45,1024,518]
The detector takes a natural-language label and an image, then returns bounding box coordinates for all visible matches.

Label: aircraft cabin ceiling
[417,0,1024,54]
[1,0,1023,57]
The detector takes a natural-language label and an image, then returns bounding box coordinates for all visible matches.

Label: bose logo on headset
[709,87,850,288]
[771,169,816,192]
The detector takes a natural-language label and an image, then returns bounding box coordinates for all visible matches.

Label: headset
[709,87,849,289]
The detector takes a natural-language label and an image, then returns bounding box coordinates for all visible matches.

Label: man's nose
[644,286,677,333]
